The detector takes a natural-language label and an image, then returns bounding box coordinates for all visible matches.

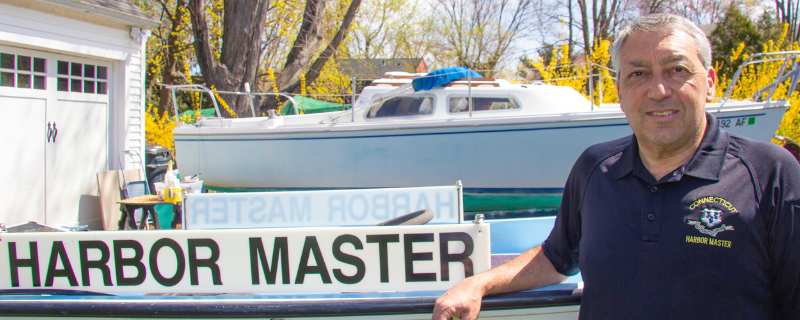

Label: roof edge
[28,0,160,29]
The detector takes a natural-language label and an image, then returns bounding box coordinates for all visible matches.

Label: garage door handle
[52,123,57,143]
[46,122,52,142]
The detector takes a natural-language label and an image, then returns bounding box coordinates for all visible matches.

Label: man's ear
[706,67,717,102]
[615,78,622,111]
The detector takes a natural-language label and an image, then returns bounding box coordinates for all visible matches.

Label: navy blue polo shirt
[543,113,800,319]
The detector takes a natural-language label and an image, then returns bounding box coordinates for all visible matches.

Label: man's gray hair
[610,13,712,74]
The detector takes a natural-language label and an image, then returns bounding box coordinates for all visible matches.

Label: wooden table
[117,195,182,230]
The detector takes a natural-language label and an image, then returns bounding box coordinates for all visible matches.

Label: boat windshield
[449,97,520,112]
[366,96,434,118]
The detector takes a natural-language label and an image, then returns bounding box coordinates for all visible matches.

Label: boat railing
[516,62,616,110]
[322,68,491,124]
[160,84,299,127]
[720,51,800,107]
[322,83,414,124]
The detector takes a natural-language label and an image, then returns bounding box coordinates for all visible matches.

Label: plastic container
[153,182,165,200]
[163,161,182,203]
[164,179,182,203]
[181,180,203,194]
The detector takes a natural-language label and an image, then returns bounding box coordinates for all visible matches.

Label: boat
[0,185,583,319]
[169,56,794,214]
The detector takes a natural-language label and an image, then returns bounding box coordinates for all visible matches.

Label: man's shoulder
[725,133,800,191]
[579,135,632,163]
[569,135,632,177]
[726,133,797,167]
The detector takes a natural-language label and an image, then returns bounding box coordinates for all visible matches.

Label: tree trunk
[577,0,592,56]
[591,0,597,43]
[292,0,363,93]
[256,0,329,111]
[188,0,270,117]
[274,0,331,92]
[568,0,574,55]
[776,0,800,42]
[260,0,363,111]
[593,0,619,43]
[157,0,189,116]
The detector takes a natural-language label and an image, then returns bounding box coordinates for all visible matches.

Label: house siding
[0,1,149,169]
[127,47,145,160]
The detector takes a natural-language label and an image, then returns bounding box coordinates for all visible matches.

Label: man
[433,13,800,320]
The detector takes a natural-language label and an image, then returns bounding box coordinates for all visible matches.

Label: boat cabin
[185,71,604,130]
[353,72,599,122]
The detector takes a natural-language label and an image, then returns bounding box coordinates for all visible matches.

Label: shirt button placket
[642,184,662,242]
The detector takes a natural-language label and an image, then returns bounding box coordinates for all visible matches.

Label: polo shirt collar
[684,112,727,181]
[614,112,727,182]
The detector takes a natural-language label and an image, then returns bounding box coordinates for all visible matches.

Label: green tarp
[280,96,351,115]
[181,108,218,117]
[179,108,218,123]
[177,96,351,119]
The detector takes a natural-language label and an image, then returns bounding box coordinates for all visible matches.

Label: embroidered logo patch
[686,197,737,238]
[687,207,734,237]
[700,208,722,227]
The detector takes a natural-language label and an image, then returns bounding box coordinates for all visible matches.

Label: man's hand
[432,276,486,320]
[430,245,567,320]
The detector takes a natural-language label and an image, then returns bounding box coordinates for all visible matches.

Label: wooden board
[96,169,142,230]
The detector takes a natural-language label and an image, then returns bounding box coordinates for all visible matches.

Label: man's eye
[631,71,644,77]
[674,67,685,72]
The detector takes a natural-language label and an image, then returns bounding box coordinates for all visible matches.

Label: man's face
[616,29,716,152]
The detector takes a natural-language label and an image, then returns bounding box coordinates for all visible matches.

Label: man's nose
[647,74,671,100]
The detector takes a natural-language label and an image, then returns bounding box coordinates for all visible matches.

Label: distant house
[698,24,717,37]
[0,0,158,229]
[338,58,428,91]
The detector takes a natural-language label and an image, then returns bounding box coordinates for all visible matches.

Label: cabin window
[0,53,46,90]
[56,60,108,94]
[366,96,434,118]
[449,97,520,113]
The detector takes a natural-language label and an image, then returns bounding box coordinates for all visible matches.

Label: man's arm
[431,244,568,320]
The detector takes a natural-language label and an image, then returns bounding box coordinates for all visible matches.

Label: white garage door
[0,96,46,224]
[0,45,109,228]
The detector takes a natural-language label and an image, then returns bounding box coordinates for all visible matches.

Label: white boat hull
[174,104,786,197]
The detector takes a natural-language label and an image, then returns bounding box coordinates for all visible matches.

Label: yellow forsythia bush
[144,104,198,152]
[527,24,800,145]
[527,39,617,105]
[714,24,800,143]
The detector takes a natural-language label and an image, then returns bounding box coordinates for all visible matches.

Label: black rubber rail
[0,288,581,318]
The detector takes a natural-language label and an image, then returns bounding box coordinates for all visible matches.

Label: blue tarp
[411,67,484,92]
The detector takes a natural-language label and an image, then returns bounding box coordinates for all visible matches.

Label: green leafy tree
[709,5,781,80]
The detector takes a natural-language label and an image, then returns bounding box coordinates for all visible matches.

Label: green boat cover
[280,96,351,115]
[179,108,218,123]
[177,96,351,119]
